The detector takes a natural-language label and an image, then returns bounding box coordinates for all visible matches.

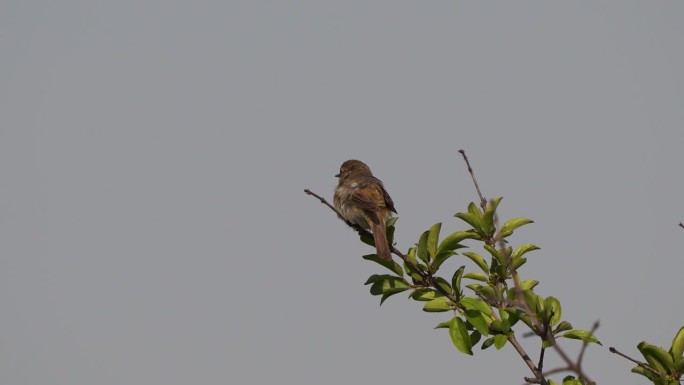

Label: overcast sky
[2,1,683,384]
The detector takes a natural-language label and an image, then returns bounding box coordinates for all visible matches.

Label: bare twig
[304,189,337,214]
[507,335,547,385]
[577,321,599,369]
[458,149,487,211]
[538,346,546,374]
[609,347,661,376]
[304,189,365,233]
[512,265,595,384]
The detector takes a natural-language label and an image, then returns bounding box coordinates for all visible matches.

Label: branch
[304,189,432,288]
[537,346,546,375]
[458,149,487,211]
[304,189,365,233]
[609,346,661,376]
[456,153,550,385]
[505,335,547,385]
[577,321,599,369]
[512,259,596,384]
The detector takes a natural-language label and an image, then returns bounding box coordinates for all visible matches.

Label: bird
[333,160,397,260]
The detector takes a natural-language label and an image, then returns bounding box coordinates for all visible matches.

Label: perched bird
[334,160,397,260]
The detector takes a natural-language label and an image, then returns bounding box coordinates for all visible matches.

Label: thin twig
[538,347,546,374]
[577,321,599,369]
[507,335,547,385]
[304,189,337,213]
[458,149,487,211]
[609,347,661,376]
[512,272,594,384]
[456,152,550,385]
[304,189,365,233]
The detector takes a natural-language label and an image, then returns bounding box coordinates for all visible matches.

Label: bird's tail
[372,220,392,260]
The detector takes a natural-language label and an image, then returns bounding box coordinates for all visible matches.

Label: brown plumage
[333,160,397,260]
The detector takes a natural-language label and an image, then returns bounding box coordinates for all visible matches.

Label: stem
[609,347,661,376]
[458,149,487,211]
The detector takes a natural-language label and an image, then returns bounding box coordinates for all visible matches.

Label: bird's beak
[335,173,340,178]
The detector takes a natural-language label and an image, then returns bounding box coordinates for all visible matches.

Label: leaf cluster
[631,326,684,385]
[361,198,600,372]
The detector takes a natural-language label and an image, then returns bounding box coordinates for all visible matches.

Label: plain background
[2,1,683,384]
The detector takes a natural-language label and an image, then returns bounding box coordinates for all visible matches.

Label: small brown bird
[334,160,397,260]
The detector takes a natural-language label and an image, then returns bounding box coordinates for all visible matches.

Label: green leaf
[360,231,375,247]
[470,330,482,346]
[462,272,488,282]
[405,247,418,265]
[523,290,542,315]
[368,275,410,296]
[481,337,495,350]
[462,252,489,273]
[467,202,482,216]
[498,217,534,239]
[449,317,473,355]
[455,210,483,233]
[497,309,513,332]
[423,298,451,312]
[427,223,442,261]
[417,230,430,264]
[467,284,495,299]
[433,276,453,296]
[386,223,396,246]
[483,245,504,266]
[673,357,684,373]
[559,330,602,345]
[669,325,684,360]
[489,320,503,333]
[482,197,502,236]
[410,288,442,301]
[432,250,456,271]
[438,231,475,253]
[553,321,573,335]
[434,320,451,329]
[362,254,404,276]
[511,257,527,270]
[406,265,424,285]
[379,292,400,305]
[517,311,534,330]
[544,296,562,326]
[521,279,539,290]
[501,308,522,328]
[459,297,493,317]
[464,309,489,336]
[638,342,673,373]
[560,376,583,385]
[404,248,425,283]
[510,244,541,260]
[364,274,383,285]
[491,313,512,334]
[493,334,508,349]
[630,366,654,380]
[452,266,465,294]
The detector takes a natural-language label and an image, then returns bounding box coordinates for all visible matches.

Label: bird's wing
[350,181,387,213]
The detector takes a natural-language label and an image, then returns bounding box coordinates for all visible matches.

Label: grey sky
[2,1,683,384]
